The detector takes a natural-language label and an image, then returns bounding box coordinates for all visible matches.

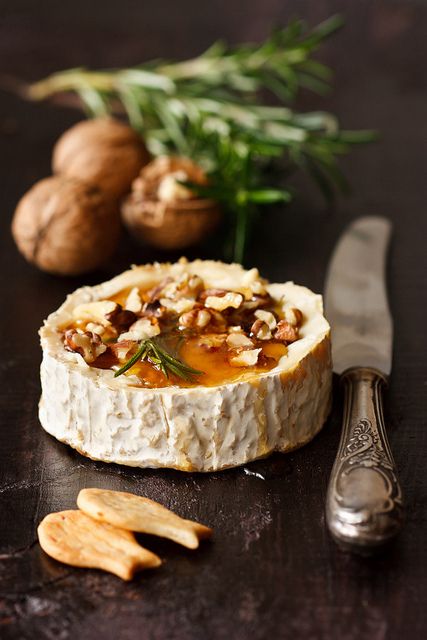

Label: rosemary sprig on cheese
[114,337,203,382]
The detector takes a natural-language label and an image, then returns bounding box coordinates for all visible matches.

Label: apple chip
[77,488,212,549]
[38,510,161,581]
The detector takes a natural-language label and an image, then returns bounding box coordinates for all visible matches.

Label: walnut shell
[121,156,221,250]
[11,176,121,276]
[122,197,221,250]
[52,117,150,198]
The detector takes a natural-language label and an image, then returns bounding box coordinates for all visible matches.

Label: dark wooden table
[1,1,426,638]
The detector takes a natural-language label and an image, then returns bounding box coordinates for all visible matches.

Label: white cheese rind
[39,260,332,472]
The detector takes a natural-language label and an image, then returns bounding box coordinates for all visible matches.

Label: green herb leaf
[114,338,203,382]
[246,189,292,204]
[113,342,149,378]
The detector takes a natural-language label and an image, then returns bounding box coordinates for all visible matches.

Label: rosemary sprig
[180,125,292,261]
[26,15,376,262]
[180,119,374,261]
[114,337,203,382]
[28,16,344,113]
[27,18,352,157]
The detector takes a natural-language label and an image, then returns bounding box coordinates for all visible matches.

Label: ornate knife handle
[326,367,404,551]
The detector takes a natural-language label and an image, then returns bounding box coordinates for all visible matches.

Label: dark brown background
[0,1,426,638]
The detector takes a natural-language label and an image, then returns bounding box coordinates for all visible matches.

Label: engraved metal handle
[326,367,404,551]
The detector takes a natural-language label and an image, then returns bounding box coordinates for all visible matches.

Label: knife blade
[324,216,404,551]
[325,217,393,374]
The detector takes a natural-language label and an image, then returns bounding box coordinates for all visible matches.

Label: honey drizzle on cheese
[65,283,291,388]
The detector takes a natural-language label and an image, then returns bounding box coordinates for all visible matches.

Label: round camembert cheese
[39,260,332,471]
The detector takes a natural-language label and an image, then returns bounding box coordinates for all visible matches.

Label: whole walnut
[11,175,121,276]
[52,117,150,199]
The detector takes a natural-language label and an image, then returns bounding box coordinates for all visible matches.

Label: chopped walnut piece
[72,301,118,326]
[228,325,243,333]
[118,317,160,342]
[141,300,164,318]
[275,320,299,343]
[196,308,212,328]
[125,287,143,313]
[283,307,303,327]
[250,318,272,341]
[226,333,254,348]
[160,297,195,314]
[198,288,228,302]
[235,287,253,301]
[254,309,277,330]
[182,275,204,298]
[64,329,107,364]
[106,305,137,330]
[229,348,262,367]
[160,274,204,302]
[258,352,278,368]
[179,308,211,329]
[240,294,273,313]
[86,322,106,336]
[198,334,227,351]
[205,292,243,312]
[208,310,227,332]
[110,340,135,362]
[145,278,173,302]
[161,281,180,299]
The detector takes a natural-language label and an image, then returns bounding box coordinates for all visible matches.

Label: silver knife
[324,216,404,551]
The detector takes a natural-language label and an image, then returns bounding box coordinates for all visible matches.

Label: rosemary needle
[114,338,203,382]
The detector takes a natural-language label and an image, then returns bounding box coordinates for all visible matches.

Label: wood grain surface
[0,1,426,638]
